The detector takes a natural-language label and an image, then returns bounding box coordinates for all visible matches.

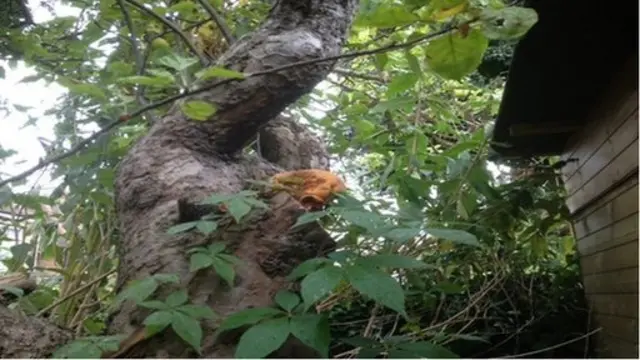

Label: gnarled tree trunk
[0,0,357,357]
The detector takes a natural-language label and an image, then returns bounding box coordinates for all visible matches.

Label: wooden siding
[561,54,639,358]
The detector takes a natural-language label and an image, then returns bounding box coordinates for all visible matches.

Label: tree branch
[332,68,387,83]
[116,0,151,108]
[195,0,235,44]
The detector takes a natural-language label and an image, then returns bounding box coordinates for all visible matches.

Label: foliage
[0,0,592,358]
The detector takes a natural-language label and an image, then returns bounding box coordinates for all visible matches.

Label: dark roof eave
[491,0,638,158]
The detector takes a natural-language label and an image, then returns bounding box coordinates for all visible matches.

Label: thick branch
[162,0,359,156]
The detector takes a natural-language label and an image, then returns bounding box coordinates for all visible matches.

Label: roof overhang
[491,0,639,158]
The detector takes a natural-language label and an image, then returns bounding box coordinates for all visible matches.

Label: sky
[0,1,80,196]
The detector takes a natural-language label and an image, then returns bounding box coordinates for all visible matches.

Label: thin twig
[0,20,473,189]
[116,0,148,106]
[195,0,235,44]
[124,0,208,65]
[363,303,379,337]
[36,269,116,317]
[502,327,602,358]
[332,68,387,83]
[116,0,159,123]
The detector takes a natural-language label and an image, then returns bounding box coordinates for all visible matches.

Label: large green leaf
[235,317,290,358]
[424,29,489,80]
[345,264,407,316]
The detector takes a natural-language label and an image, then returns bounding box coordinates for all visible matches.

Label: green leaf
[291,211,328,229]
[300,266,343,309]
[424,29,489,80]
[480,7,539,40]
[274,290,300,312]
[211,257,235,287]
[115,277,158,306]
[374,53,388,71]
[287,258,331,281]
[340,209,387,233]
[178,304,217,320]
[383,227,421,243]
[405,51,422,75]
[434,281,464,294]
[359,254,429,269]
[153,273,181,284]
[197,66,246,81]
[425,228,481,247]
[242,197,270,209]
[370,97,415,113]
[143,310,173,336]
[181,101,217,121]
[235,317,290,359]
[67,83,108,101]
[165,290,189,308]
[387,73,418,97]
[196,220,218,234]
[207,242,227,254]
[226,198,252,223]
[217,253,242,265]
[53,340,102,359]
[346,264,406,316]
[167,1,199,15]
[171,311,203,353]
[167,221,197,235]
[139,300,169,310]
[289,314,331,358]
[156,54,199,71]
[190,252,214,272]
[396,341,459,358]
[358,4,419,28]
[94,336,124,353]
[218,307,284,332]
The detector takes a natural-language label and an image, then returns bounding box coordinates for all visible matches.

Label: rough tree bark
[0,0,357,358]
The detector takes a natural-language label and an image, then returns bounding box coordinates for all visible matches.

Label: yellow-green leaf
[181,101,217,121]
[196,67,246,81]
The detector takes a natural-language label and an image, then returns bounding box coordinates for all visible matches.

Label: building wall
[561,55,639,358]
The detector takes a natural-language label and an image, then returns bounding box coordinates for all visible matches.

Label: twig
[195,0,235,44]
[124,0,208,65]
[501,327,602,358]
[36,269,116,317]
[116,0,147,106]
[472,317,536,357]
[332,68,387,83]
[0,20,473,189]
[363,303,379,337]
[116,0,159,123]
[151,18,211,41]
[418,272,502,335]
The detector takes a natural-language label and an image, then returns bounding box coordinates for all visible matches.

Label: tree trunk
[0,0,357,357]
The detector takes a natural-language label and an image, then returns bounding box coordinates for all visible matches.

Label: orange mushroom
[270,169,347,210]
